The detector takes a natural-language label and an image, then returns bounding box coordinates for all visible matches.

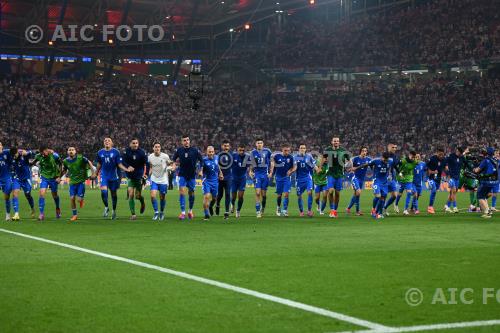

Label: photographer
[473,148,499,219]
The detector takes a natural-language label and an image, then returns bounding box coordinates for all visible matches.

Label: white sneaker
[490,207,497,212]
[5,213,11,221]
[12,212,20,221]
[403,210,409,216]
[393,205,400,214]
[256,211,262,218]
[319,211,325,215]
[103,207,109,217]
[281,210,289,217]
[276,207,281,216]
[453,207,459,213]
[235,211,241,218]
[445,206,452,213]
[481,214,492,219]
[383,209,390,216]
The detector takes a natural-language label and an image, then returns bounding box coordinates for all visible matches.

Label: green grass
[0,186,499,333]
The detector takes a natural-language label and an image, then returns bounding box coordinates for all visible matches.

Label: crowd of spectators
[1,73,498,158]
[261,0,500,68]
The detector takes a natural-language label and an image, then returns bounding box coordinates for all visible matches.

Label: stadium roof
[1,0,316,35]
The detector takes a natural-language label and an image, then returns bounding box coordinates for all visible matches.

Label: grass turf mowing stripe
[0,228,392,332]
[334,319,500,333]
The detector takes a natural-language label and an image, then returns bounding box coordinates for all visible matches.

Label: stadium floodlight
[229,28,234,32]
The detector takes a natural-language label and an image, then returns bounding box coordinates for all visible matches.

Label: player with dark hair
[473,147,499,218]
[11,145,36,220]
[269,143,294,217]
[354,152,394,220]
[444,147,465,213]
[62,146,95,221]
[426,148,446,214]
[122,138,149,220]
[215,140,232,219]
[231,144,251,218]
[294,144,316,217]
[34,146,62,221]
[249,138,272,218]
[0,142,14,221]
[347,147,370,216]
[172,135,203,220]
[394,151,418,215]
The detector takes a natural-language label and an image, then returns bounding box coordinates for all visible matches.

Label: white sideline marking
[0,228,391,331]
[334,319,500,333]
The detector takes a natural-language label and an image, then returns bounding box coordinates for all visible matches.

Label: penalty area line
[332,319,500,333]
[0,228,391,332]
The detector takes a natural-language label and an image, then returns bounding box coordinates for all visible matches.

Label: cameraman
[473,147,499,219]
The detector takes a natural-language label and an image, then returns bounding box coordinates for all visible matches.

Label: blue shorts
[388,180,398,193]
[40,176,58,193]
[254,174,269,190]
[231,177,246,192]
[151,181,168,194]
[413,184,423,196]
[373,181,388,197]
[296,178,313,195]
[179,176,196,192]
[275,177,291,195]
[69,183,85,198]
[100,177,120,191]
[327,176,343,191]
[314,184,328,193]
[202,181,218,197]
[428,179,441,192]
[477,183,495,200]
[351,177,365,191]
[12,178,32,194]
[399,182,414,192]
[448,177,460,190]
[0,177,12,195]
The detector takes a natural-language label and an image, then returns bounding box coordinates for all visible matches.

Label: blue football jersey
[0,149,13,180]
[294,153,315,181]
[172,147,203,180]
[232,152,250,179]
[413,161,426,185]
[202,156,219,182]
[273,153,294,180]
[369,158,393,183]
[97,148,123,181]
[352,156,371,180]
[13,151,34,181]
[251,148,272,176]
[445,153,464,179]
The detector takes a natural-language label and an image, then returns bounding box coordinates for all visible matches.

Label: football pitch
[0,187,499,333]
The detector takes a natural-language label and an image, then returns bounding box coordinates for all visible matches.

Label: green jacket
[313,158,329,186]
[396,157,418,183]
[35,152,61,179]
